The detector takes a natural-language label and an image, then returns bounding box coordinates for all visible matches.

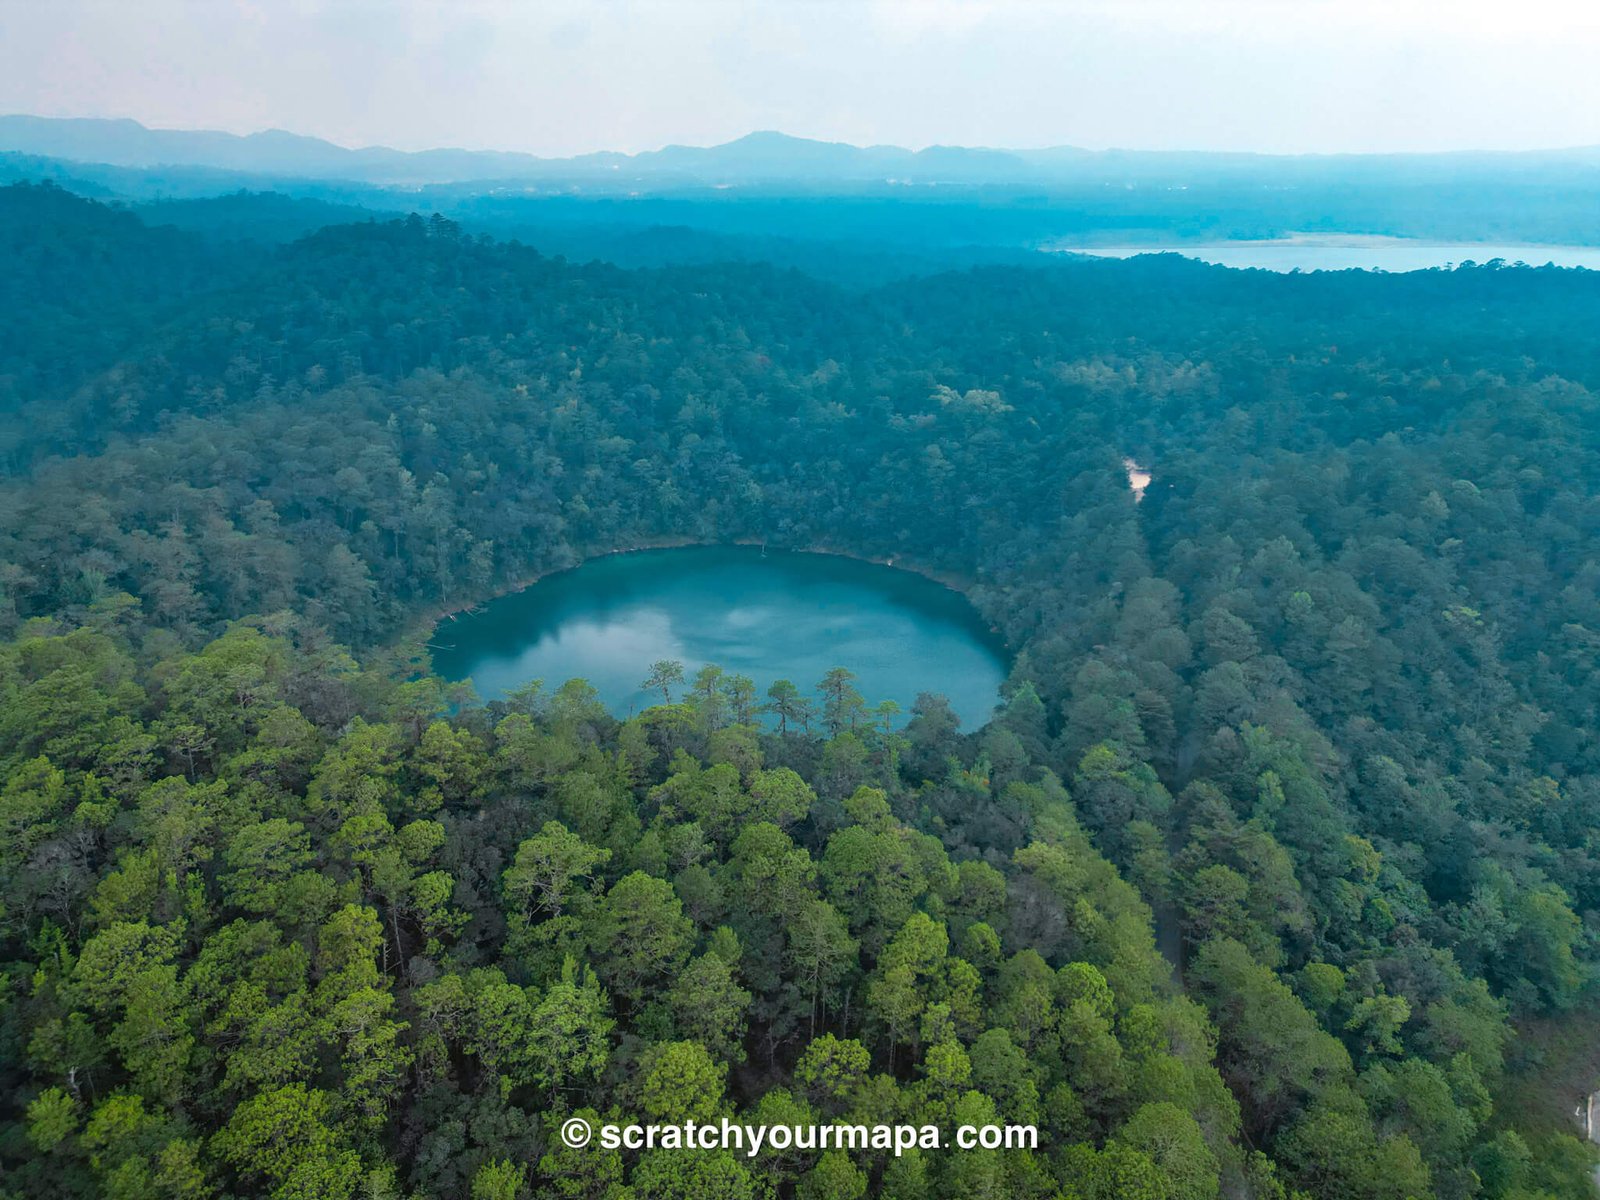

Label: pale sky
[3,0,1599,156]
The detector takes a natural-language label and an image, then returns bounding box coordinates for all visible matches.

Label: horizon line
[5,111,1599,163]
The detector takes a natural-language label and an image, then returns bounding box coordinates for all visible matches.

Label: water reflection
[434,546,1008,728]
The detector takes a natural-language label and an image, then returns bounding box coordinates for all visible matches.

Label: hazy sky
[4,0,1598,156]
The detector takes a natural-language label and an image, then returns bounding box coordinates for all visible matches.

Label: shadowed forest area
[0,179,1597,1199]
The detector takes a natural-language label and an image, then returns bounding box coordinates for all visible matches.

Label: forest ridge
[14,114,1600,249]
[0,179,1596,1199]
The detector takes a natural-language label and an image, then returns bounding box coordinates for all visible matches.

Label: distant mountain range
[7,114,1600,191]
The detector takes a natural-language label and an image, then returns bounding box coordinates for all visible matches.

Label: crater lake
[430,545,1009,728]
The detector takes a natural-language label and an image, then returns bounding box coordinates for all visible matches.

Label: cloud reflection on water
[436,548,1007,728]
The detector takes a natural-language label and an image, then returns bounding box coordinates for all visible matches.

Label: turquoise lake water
[431,546,1009,729]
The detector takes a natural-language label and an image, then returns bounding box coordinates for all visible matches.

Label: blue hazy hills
[8,114,1600,279]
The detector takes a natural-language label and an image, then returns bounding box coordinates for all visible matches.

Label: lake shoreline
[1044,237,1600,272]
[423,541,1008,726]
[418,537,995,653]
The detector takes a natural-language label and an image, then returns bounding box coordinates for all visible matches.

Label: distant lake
[432,546,1008,729]
[1050,239,1600,273]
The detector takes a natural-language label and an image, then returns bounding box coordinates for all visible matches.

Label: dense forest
[0,178,1597,1199]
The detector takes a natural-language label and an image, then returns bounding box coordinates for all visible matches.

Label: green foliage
[472,1158,526,1200]
[588,871,694,1002]
[24,1087,77,1151]
[638,1039,727,1124]
[211,1084,362,1199]
[0,183,1595,1200]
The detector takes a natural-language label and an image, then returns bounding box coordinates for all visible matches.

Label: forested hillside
[0,179,1596,1199]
